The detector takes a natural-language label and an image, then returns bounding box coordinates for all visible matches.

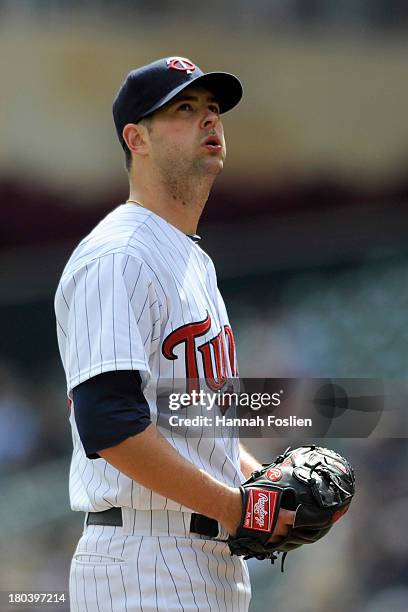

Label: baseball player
[54,56,294,611]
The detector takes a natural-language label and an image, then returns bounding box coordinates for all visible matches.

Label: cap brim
[141,71,243,120]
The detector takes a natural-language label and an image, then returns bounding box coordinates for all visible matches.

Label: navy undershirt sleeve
[72,370,151,459]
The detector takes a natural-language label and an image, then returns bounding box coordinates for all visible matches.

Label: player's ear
[122,123,149,157]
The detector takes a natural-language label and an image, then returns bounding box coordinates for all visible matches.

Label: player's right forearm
[99,424,242,535]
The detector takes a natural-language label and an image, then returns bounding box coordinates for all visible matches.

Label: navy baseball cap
[112,56,243,149]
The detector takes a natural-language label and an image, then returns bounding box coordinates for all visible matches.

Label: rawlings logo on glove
[244,489,278,531]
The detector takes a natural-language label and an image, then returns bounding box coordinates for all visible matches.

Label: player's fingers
[269,509,296,543]
[278,508,296,530]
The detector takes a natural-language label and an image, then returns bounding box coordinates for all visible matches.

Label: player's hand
[268,508,296,544]
[223,488,245,537]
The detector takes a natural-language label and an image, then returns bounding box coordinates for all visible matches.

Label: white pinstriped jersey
[55,203,244,512]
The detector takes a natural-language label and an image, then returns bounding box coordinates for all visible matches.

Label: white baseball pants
[69,509,251,611]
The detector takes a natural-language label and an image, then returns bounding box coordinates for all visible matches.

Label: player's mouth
[201,134,223,152]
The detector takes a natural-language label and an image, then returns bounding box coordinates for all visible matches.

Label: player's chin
[205,158,224,175]
[199,153,225,174]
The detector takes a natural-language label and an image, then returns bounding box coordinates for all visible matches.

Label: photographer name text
[168,415,312,428]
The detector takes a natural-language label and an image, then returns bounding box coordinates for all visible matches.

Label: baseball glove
[228,445,355,568]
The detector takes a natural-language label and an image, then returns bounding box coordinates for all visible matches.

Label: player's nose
[201,108,219,129]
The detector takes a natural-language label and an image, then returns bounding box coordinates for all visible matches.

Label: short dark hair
[124,144,132,173]
[124,116,152,173]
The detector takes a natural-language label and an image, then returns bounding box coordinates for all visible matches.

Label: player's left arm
[239,442,262,479]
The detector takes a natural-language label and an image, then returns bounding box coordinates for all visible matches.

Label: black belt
[87,508,219,538]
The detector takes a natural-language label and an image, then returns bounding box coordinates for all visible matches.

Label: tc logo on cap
[167,57,196,74]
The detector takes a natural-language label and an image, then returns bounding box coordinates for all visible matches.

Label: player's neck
[128,174,214,235]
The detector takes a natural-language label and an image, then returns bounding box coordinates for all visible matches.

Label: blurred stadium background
[1,1,408,611]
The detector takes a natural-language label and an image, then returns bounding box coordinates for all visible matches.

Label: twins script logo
[162,312,237,394]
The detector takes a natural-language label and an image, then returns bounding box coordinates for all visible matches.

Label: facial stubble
[152,137,225,206]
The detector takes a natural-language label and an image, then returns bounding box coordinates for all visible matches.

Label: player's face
[146,85,226,179]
